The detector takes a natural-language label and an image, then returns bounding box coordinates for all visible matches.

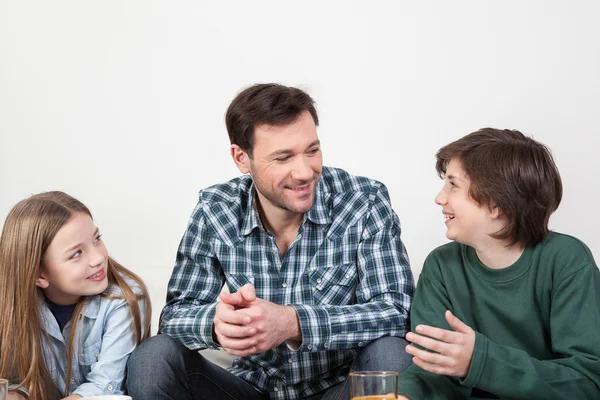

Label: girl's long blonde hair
[0,191,151,400]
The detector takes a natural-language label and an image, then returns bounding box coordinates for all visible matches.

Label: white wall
[1,1,599,333]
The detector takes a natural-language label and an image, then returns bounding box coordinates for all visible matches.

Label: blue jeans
[127,334,412,400]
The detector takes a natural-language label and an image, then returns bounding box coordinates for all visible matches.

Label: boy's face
[434,158,498,247]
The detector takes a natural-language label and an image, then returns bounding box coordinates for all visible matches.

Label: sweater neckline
[464,243,534,283]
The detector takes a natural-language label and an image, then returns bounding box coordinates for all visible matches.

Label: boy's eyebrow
[63,228,99,254]
[268,140,321,158]
[446,173,465,182]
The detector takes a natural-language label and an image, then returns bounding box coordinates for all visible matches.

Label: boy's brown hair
[436,128,563,246]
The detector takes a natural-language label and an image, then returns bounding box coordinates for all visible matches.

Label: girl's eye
[93,233,103,244]
[70,250,82,259]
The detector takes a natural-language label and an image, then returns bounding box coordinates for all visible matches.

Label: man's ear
[36,271,49,289]
[230,144,251,174]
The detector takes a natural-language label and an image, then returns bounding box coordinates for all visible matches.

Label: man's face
[233,110,323,217]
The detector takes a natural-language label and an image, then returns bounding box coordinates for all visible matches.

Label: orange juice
[351,396,396,400]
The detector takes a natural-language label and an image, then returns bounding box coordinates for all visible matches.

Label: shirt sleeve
[397,267,470,399]
[461,264,600,399]
[72,297,142,397]
[159,201,224,350]
[292,183,414,351]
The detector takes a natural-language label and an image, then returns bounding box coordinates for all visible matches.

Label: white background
[1,1,599,332]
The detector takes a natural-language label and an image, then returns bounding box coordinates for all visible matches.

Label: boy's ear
[35,270,50,289]
[230,144,251,175]
[490,204,503,219]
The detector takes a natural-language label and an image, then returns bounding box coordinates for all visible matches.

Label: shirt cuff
[290,304,332,352]
[460,331,487,388]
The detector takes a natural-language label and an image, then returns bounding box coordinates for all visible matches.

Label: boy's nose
[434,189,446,205]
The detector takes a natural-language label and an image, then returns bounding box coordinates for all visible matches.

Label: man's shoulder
[320,166,384,196]
[199,175,253,205]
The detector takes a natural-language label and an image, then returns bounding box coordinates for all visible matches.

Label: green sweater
[398,232,600,400]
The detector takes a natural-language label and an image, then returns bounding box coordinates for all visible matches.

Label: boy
[398,128,600,399]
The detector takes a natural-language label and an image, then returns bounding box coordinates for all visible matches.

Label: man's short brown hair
[225,83,319,157]
[436,128,563,246]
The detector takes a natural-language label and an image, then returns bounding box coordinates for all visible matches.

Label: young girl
[0,191,151,400]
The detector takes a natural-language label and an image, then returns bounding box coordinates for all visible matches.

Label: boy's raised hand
[405,310,475,377]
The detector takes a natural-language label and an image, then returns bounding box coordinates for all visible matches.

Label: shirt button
[307,344,313,350]
[289,358,293,363]
[316,278,322,284]
[107,384,113,391]
[345,274,351,279]
[359,341,364,347]
[274,387,279,392]
[324,343,330,349]
[282,282,287,288]
[96,352,100,356]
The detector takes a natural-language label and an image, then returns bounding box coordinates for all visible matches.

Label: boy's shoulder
[537,231,596,274]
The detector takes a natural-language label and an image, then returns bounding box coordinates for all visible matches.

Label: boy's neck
[474,240,526,270]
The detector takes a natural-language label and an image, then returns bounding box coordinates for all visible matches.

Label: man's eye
[276,156,291,162]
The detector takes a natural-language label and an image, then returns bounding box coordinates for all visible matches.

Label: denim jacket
[11,283,146,398]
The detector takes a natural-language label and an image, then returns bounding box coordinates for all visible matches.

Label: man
[127,83,414,399]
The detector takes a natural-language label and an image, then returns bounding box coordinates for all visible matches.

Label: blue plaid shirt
[160,166,414,399]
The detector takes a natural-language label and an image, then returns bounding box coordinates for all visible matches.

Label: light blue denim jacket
[10,283,146,398]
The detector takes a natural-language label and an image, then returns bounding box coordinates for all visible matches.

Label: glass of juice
[349,371,398,400]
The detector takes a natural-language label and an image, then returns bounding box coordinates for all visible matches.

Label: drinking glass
[0,378,7,400]
[349,371,398,400]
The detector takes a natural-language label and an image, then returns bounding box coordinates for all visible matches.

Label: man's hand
[213,285,258,356]
[398,396,411,400]
[213,284,301,356]
[405,310,475,377]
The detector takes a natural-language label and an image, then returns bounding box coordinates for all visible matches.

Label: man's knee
[354,336,412,373]
[128,334,184,373]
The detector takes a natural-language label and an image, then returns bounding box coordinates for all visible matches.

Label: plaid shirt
[160,166,414,399]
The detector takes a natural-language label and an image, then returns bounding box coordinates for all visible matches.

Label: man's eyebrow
[268,140,321,158]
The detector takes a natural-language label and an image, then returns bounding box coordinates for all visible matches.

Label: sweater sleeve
[398,262,470,400]
[461,264,600,399]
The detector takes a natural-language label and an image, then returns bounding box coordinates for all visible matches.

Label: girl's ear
[36,270,49,289]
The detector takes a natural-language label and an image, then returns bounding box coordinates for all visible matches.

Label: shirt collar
[239,178,331,237]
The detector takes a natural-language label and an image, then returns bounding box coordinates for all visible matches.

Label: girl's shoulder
[103,272,145,297]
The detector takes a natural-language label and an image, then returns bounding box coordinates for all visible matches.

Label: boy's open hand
[405,310,475,377]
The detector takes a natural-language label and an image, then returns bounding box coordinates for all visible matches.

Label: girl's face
[36,212,109,305]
